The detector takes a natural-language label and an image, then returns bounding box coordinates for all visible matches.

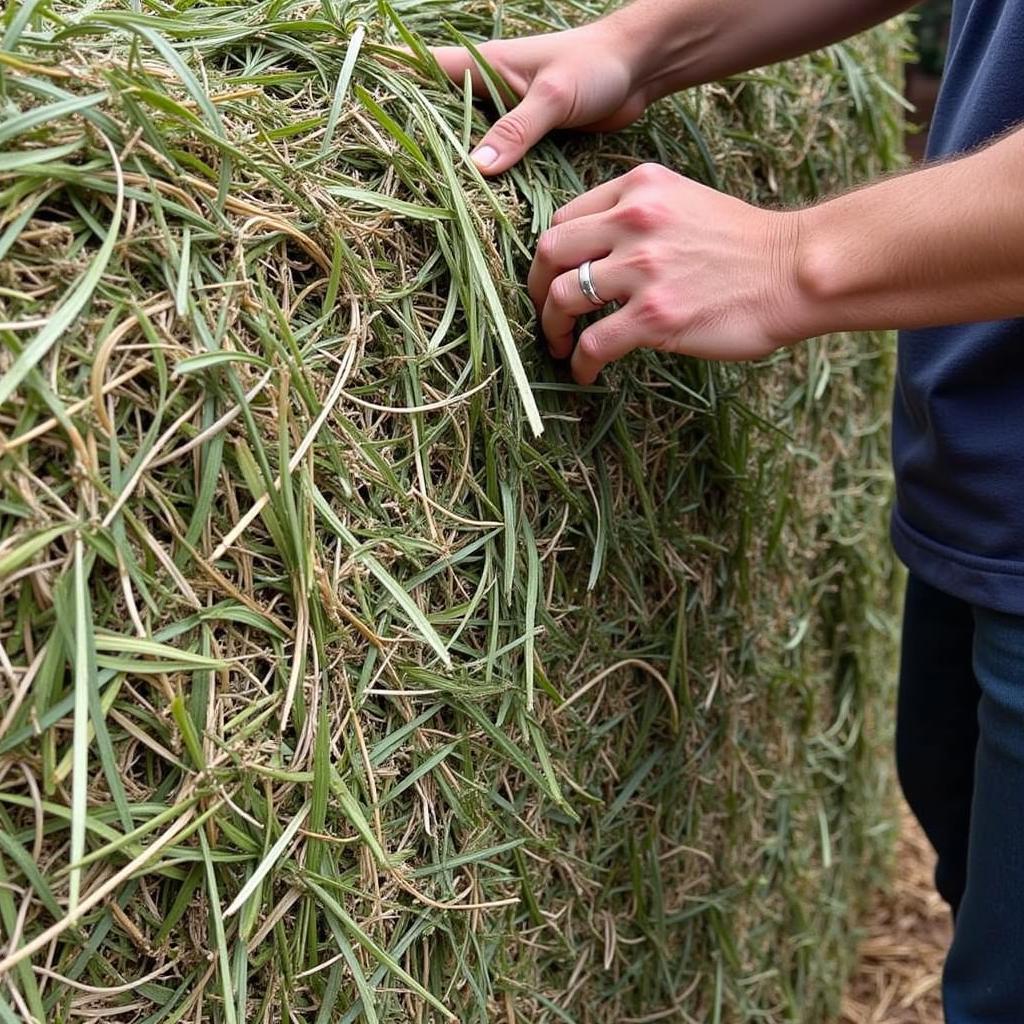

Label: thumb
[471,80,569,175]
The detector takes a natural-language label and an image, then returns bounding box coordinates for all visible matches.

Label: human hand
[431,22,650,175]
[528,163,807,385]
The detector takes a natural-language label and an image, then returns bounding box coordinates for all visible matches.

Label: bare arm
[431,0,914,173]
[616,0,915,100]
[794,126,1024,336]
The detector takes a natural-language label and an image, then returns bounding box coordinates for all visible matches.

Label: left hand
[529,163,807,384]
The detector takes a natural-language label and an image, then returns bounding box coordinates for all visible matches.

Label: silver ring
[578,260,607,307]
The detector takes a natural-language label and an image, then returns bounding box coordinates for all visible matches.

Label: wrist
[589,11,656,101]
[789,199,866,339]
[598,4,710,103]
[760,208,826,348]
[600,2,723,102]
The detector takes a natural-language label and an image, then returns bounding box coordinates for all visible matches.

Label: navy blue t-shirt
[891,0,1024,613]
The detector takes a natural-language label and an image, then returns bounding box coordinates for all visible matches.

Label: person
[427,2,1024,1020]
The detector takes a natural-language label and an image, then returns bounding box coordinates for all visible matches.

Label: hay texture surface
[0,2,905,1021]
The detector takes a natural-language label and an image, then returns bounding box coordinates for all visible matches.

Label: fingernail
[472,144,498,169]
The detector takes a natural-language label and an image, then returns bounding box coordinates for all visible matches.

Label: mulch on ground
[840,803,952,1024]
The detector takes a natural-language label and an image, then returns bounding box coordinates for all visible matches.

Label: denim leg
[943,604,1024,1022]
[896,575,980,915]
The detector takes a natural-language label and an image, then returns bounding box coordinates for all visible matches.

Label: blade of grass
[319,24,365,157]
[224,803,310,918]
[68,537,91,913]
[0,130,124,406]
[199,830,238,1024]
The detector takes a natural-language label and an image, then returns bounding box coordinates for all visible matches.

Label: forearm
[606,0,914,99]
[793,127,1024,336]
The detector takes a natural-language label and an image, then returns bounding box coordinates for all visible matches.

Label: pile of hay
[0,1,905,1021]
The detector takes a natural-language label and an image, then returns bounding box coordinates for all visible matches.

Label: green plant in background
[0,2,906,1021]
[914,0,953,74]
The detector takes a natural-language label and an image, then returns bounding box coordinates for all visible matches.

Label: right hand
[431,22,651,175]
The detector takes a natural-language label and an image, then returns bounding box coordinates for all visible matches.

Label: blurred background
[906,0,952,159]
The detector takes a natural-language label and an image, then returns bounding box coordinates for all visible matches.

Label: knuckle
[630,162,667,185]
[494,109,532,147]
[627,245,658,275]
[534,228,561,265]
[550,203,572,227]
[550,274,577,308]
[637,293,676,331]
[532,75,569,107]
[577,330,605,361]
[615,202,660,232]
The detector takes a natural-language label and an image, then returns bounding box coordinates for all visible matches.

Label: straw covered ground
[840,803,949,1024]
[0,2,906,1021]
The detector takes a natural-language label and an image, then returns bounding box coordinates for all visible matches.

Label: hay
[0,2,906,1021]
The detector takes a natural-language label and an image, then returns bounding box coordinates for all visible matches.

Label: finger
[551,175,628,227]
[429,47,490,94]
[471,80,570,174]
[528,213,614,310]
[542,258,625,360]
[571,306,644,385]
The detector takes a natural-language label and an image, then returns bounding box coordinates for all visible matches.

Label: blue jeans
[897,575,1024,1023]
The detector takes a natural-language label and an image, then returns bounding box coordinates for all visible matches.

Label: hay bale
[0,2,905,1021]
